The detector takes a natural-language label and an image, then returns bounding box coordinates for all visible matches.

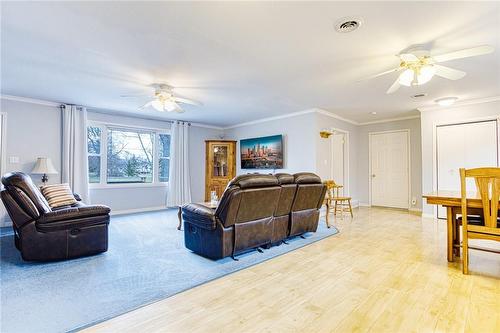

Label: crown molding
[314,108,360,125]
[417,96,500,112]
[0,94,223,130]
[358,115,420,125]
[0,94,61,107]
[223,109,318,129]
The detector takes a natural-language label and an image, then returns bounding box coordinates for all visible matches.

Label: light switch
[9,156,20,164]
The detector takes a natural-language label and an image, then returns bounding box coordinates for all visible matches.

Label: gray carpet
[0,209,338,333]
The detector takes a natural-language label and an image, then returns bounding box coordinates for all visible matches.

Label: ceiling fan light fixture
[164,100,177,112]
[151,99,164,111]
[399,69,414,86]
[435,97,458,107]
[416,65,436,85]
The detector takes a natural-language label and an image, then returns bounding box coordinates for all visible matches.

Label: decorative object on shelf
[319,129,333,138]
[205,140,236,201]
[240,134,283,169]
[31,157,58,184]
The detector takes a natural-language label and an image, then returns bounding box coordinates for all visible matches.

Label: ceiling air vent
[335,17,363,33]
[411,93,427,99]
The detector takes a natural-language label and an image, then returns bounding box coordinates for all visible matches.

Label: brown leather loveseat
[182,172,326,260]
[1,172,111,261]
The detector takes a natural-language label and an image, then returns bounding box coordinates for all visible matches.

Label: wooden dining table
[423,191,500,262]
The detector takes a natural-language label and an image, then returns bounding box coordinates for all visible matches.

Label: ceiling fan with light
[121,83,201,113]
[362,45,494,94]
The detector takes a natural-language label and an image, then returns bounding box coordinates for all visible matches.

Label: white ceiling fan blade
[172,96,202,106]
[138,101,152,110]
[121,94,153,98]
[434,64,466,80]
[433,45,494,63]
[358,68,400,82]
[399,53,419,62]
[386,78,401,94]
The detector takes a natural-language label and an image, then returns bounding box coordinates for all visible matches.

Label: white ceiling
[1,2,499,126]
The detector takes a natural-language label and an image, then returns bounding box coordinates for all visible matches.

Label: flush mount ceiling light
[435,97,458,107]
[370,111,377,115]
[335,17,363,33]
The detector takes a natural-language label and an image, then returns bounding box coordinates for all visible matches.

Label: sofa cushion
[275,173,294,184]
[228,174,278,189]
[294,172,322,184]
[2,172,51,214]
[40,183,77,209]
[38,204,111,223]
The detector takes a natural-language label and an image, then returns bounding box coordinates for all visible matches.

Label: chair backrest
[215,174,281,227]
[460,167,500,230]
[291,173,326,212]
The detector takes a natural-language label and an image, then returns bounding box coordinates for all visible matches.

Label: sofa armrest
[182,203,216,230]
[38,204,110,223]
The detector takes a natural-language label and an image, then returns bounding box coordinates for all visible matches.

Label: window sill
[89,183,168,190]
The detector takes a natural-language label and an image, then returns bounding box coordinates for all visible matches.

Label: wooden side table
[177,201,218,230]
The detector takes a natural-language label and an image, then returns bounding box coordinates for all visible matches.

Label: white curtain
[167,121,192,207]
[61,105,90,203]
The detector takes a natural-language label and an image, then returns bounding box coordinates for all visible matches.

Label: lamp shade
[31,157,58,175]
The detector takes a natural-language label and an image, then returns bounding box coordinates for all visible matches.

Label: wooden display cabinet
[205,140,237,201]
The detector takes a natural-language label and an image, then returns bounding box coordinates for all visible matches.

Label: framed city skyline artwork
[240,134,283,169]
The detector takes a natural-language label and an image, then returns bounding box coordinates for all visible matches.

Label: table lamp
[31,157,58,184]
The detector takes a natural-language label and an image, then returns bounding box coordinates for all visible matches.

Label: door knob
[371,174,376,178]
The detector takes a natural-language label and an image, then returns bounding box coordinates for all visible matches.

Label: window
[87,126,101,183]
[107,128,154,184]
[158,134,170,182]
[87,123,170,186]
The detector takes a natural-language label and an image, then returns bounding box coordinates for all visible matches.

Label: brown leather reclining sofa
[1,172,111,261]
[182,172,326,260]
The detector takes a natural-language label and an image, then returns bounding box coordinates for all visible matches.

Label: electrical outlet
[9,156,20,164]
[411,197,417,205]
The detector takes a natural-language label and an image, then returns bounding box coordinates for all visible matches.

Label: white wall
[314,112,359,201]
[0,99,222,225]
[224,112,318,175]
[357,118,422,209]
[420,100,500,215]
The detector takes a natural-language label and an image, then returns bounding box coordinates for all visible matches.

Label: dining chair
[324,180,353,220]
[460,167,500,274]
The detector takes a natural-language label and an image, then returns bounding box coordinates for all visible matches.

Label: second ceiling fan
[363,44,494,94]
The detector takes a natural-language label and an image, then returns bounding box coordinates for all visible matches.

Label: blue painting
[240,134,283,169]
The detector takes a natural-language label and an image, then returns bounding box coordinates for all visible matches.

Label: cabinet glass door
[211,144,229,177]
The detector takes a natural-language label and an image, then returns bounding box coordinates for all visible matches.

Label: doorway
[330,130,349,195]
[369,130,410,209]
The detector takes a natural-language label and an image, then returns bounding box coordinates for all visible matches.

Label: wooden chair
[460,167,500,274]
[324,180,353,225]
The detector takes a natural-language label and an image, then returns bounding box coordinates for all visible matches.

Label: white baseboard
[359,202,371,207]
[110,206,169,216]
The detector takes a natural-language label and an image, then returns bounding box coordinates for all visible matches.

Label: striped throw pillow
[40,183,77,209]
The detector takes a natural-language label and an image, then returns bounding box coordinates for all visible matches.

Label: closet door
[436,120,498,218]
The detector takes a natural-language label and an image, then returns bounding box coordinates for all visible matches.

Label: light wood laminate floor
[84,207,500,333]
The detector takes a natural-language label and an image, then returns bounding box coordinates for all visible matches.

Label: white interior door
[436,120,498,218]
[331,133,345,189]
[370,131,409,209]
